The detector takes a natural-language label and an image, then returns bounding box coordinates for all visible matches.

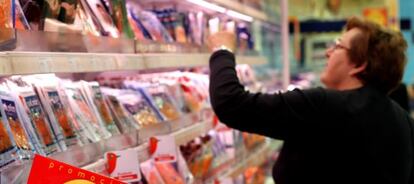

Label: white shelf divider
[0,52,266,75]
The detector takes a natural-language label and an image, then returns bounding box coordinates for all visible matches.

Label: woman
[208,17,414,184]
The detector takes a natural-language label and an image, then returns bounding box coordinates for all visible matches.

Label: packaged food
[144,84,181,121]
[140,160,166,184]
[80,81,120,135]
[64,83,107,143]
[5,79,59,155]
[109,0,134,38]
[0,86,42,154]
[13,85,61,155]
[117,90,161,127]
[0,0,13,28]
[101,88,137,132]
[76,0,102,36]
[81,0,119,37]
[126,3,153,40]
[160,79,190,114]
[105,95,132,133]
[154,162,185,184]
[128,7,173,42]
[187,12,205,45]
[42,88,80,148]
[0,105,33,170]
[0,87,38,170]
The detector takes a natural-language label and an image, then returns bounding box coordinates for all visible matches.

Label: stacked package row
[0,0,255,52]
[0,71,210,171]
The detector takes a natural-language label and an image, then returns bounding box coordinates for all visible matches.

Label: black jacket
[209,50,414,184]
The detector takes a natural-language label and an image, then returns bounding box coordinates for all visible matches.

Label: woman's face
[320,28,362,89]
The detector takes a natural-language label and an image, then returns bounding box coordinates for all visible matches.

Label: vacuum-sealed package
[0,86,43,154]
[116,90,161,127]
[187,12,206,45]
[39,86,80,149]
[0,0,13,28]
[64,82,110,143]
[127,5,173,42]
[0,86,38,170]
[0,103,34,170]
[145,84,181,121]
[101,87,137,132]
[42,0,78,24]
[40,0,80,32]
[160,79,190,114]
[81,0,119,37]
[141,159,166,184]
[7,80,61,155]
[80,81,120,135]
[154,162,185,184]
[126,2,152,40]
[0,110,16,169]
[76,0,102,36]
[123,82,165,122]
[109,0,134,38]
[23,75,81,150]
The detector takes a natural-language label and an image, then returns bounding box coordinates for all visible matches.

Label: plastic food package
[104,93,134,133]
[109,0,134,38]
[126,2,152,40]
[140,160,166,184]
[0,87,36,170]
[7,80,61,155]
[0,85,44,153]
[23,75,81,150]
[116,90,161,127]
[80,81,120,135]
[76,0,102,36]
[154,162,185,184]
[127,7,173,42]
[64,82,107,143]
[0,0,13,28]
[81,0,119,37]
[101,87,140,131]
[141,83,181,121]
[0,103,34,170]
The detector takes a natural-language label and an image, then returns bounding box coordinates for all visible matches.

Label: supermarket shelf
[209,0,268,21]
[0,52,266,75]
[205,142,271,183]
[0,109,214,183]
[224,142,270,178]
[140,0,270,23]
[83,117,214,172]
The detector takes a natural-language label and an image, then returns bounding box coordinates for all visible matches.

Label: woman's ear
[349,62,367,76]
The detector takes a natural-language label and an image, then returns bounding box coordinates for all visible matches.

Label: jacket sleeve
[209,50,327,140]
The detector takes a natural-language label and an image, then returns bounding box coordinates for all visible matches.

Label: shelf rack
[0,108,214,183]
[0,52,266,75]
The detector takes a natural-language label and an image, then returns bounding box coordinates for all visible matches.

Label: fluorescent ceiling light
[226,10,253,22]
[186,0,226,13]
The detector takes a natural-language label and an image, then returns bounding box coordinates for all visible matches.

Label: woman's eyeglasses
[326,38,350,51]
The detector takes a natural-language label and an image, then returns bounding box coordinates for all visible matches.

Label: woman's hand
[207,31,236,53]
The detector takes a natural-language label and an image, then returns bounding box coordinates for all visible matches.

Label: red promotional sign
[28,154,125,184]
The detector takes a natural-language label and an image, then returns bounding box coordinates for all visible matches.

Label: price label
[149,135,178,163]
[105,149,142,183]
